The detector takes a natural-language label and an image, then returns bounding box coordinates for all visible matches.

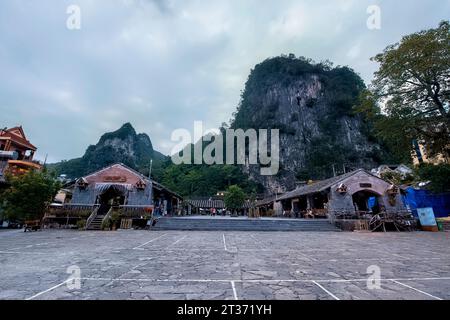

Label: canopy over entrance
[95,183,133,194]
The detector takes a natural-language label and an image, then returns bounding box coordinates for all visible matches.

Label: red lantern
[144,207,153,214]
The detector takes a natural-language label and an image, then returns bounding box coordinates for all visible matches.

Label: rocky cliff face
[50,123,167,179]
[233,56,384,193]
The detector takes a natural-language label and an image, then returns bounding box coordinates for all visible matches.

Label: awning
[95,183,133,194]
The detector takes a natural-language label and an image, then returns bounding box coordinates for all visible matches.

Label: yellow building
[412,140,449,166]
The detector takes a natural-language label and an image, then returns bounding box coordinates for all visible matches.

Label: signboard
[103,176,127,183]
[417,208,437,227]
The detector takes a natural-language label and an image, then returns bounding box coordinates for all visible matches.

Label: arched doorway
[96,185,127,215]
[352,190,382,214]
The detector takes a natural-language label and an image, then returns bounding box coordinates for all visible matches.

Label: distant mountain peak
[98,122,137,144]
[49,123,167,179]
[231,55,385,192]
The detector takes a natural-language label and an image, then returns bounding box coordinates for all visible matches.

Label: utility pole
[148,159,153,179]
[332,164,336,177]
[42,153,48,171]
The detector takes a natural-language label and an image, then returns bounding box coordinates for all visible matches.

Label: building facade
[0,126,42,182]
[276,169,407,218]
[45,163,182,229]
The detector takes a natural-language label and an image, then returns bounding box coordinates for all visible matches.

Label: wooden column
[5,140,12,151]
[306,196,312,210]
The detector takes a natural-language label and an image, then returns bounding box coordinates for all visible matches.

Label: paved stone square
[0,229,449,300]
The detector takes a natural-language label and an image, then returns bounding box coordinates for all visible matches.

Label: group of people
[153,199,168,216]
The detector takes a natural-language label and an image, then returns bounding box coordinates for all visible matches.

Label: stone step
[152,218,340,232]
[86,215,105,230]
[153,223,336,227]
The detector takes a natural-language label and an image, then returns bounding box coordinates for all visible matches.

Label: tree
[0,170,61,221]
[354,90,415,163]
[224,185,246,215]
[415,163,450,193]
[371,21,450,159]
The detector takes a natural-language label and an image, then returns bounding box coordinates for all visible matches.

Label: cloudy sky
[0,0,449,163]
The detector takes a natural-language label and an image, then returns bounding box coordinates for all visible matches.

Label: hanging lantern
[136,179,147,190]
[144,207,153,214]
[336,183,348,194]
[76,178,89,189]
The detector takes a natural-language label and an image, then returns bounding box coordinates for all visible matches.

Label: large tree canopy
[0,170,60,221]
[371,21,450,159]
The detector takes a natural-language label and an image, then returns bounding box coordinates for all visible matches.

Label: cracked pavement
[0,229,449,300]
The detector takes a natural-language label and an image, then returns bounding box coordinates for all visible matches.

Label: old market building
[185,197,256,216]
[255,195,284,217]
[262,169,406,219]
[45,163,182,229]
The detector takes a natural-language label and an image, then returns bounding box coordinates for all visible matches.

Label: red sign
[103,176,127,183]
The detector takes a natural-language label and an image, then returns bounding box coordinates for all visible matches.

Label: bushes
[0,170,60,221]
[110,211,121,230]
[76,220,86,230]
[101,219,111,231]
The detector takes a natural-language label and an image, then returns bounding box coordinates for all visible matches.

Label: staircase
[86,204,110,231]
[86,215,105,231]
[151,217,340,232]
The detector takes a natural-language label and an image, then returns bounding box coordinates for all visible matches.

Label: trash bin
[437,220,444,232]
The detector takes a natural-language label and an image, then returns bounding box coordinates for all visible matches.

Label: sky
[0,0,449,163]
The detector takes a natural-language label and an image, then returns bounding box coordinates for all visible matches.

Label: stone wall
[328,171,406,213]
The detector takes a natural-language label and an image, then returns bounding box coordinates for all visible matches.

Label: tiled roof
[277,169,372,201]
[256,195,281,207]
[187,199,225,209]
[0,127,37,151]
[81,163,183,200]
[187,199,255,209]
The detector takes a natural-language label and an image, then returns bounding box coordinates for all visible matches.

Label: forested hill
[49,55,394,196]
[231,55,390,192]
[48,123,168,180]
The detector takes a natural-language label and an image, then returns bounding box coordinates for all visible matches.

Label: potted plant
[76,219,86,230]
[101,219,111,231]
[110,212,121,231]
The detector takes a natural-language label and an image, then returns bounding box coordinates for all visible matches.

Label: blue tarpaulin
[403,187,450,218]
[368,197,377,210]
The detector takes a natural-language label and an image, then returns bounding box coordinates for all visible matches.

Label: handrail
[85,207,99,230]
[102,207,113,224]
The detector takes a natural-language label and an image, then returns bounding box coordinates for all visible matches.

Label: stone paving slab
[0,229,449,300]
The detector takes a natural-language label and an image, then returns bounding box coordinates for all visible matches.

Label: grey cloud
[0,0,448,163]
